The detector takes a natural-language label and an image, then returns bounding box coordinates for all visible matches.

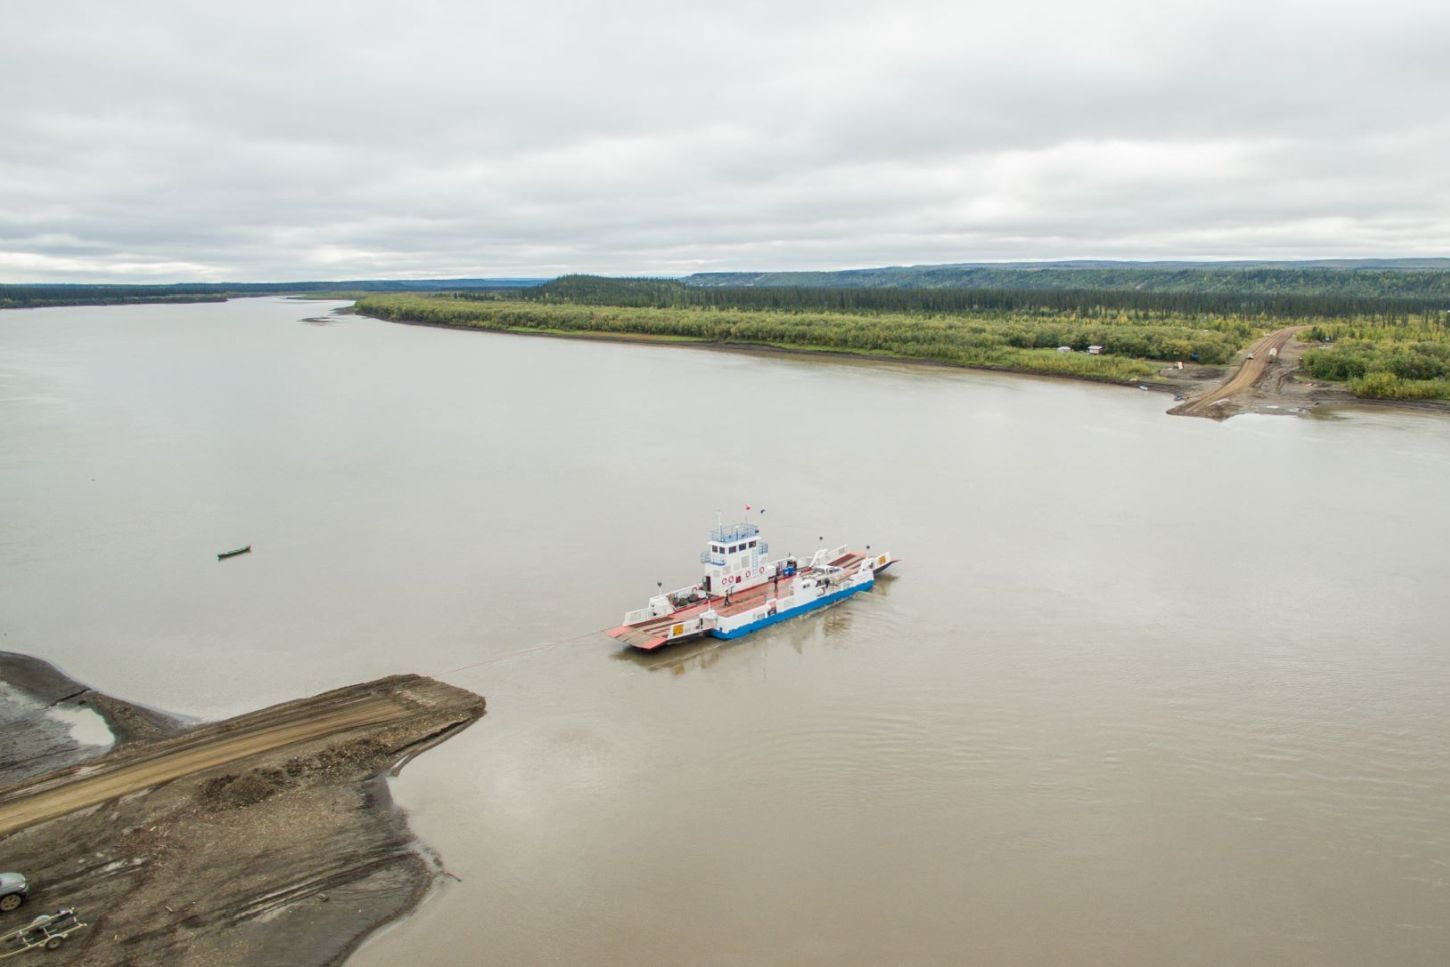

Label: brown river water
[2,298,1448,965]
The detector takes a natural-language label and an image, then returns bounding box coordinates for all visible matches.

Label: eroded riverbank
[0,652,484,966]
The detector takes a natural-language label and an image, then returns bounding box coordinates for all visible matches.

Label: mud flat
[0,652,484,966]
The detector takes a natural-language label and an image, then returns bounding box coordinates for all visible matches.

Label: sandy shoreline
[0,651,484,966]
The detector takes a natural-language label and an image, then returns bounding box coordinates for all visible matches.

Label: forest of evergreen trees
[505,275,1447,322]
[685,263,1450,304]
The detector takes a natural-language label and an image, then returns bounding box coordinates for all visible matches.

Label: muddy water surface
[2,298,1448,966]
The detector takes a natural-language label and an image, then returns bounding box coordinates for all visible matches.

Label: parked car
[0,874,27,914]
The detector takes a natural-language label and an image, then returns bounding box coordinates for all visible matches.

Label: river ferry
[608,521,896,650]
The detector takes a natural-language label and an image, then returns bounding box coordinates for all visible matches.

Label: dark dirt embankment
[0,653,484,966]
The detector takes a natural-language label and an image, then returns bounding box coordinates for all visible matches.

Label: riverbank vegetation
[355,292,1264,382]
[359,279,1450,403]
[1301,320,1450,400]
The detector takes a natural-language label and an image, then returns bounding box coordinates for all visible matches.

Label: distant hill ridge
[8,261,1450,309]
[733,259,1450,270]
[685,260,1450,299]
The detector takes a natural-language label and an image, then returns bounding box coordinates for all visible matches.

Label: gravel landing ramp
[0,654,484,966]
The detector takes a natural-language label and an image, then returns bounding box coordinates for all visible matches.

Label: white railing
[623,585,703,625]
[710,522,759,543]
[808,544,849,568]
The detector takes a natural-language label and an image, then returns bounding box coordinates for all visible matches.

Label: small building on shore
[1087,345,1103,355]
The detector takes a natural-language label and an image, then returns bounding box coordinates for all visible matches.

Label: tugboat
[607,519,895,651]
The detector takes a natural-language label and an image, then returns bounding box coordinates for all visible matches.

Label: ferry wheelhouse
[607,521,895,651]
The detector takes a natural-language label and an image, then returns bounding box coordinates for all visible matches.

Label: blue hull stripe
[708,578,874,640]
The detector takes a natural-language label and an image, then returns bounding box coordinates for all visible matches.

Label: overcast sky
[3,0,1448,282]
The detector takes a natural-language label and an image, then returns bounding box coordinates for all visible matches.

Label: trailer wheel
[0,892,22,912]
[46,937,63,950]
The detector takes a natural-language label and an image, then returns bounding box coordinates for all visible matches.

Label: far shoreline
[355,305,1196,395]
[352,302,1450,420]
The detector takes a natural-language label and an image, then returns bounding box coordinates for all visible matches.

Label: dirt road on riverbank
[1170,326,1307,419]
[0,694,414,835]
[0,659,484,966]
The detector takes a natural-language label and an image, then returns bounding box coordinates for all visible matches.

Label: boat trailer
[1,909,87,958]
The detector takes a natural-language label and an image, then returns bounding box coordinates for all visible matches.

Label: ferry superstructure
[607,521,896,650]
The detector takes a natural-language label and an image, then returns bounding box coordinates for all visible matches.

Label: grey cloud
[2,0,1448,281]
